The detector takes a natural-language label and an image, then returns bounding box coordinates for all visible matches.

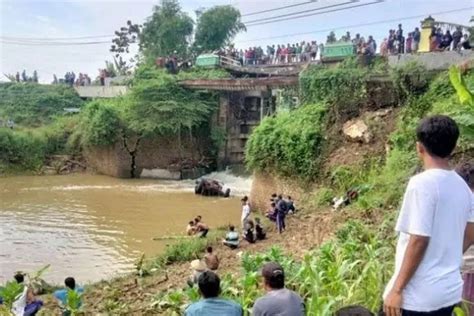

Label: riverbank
[36,204,390,315]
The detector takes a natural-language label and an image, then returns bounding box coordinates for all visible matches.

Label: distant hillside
[0,83,84,127]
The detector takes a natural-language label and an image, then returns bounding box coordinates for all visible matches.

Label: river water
[0,172,251,284]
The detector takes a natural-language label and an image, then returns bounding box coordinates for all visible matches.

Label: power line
[237,7,473,43]
[0,35,112,41]
[0,40,111,46]
[243,0,356,24]
[242,0,319,17]
[245,0,384,27]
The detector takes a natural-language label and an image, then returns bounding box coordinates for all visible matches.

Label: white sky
[1,0,473,83]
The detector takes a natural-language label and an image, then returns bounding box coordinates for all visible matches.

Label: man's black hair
[262,262,285,289]
[194,217,200,223]
[271,202,276,207]
[198,271,220,298]
[189,221,194,225]
[278,194,283,199]
[229,225,235,231]
[271,193,277,198]
[206,246,213,253]
[335,305,374,316]
[416,115,459,158]
[65,277,76,290]
[14,273,24,284]
[288,196,292,200]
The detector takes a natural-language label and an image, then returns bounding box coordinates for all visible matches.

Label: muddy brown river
[0,173,249,284]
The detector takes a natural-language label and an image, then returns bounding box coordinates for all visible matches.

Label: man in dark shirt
[412,27,421,53]
[276,195,288,233]
[252,262,304,316]
[452,27,463,50]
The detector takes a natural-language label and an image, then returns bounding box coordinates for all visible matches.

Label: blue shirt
[185,297,243,316]
[54,287,84,306]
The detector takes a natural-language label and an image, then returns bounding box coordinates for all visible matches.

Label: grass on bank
[153,219,395,315]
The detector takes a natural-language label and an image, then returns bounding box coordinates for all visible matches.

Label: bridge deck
[74,86,129,98]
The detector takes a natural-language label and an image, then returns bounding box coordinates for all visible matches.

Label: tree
[139,0,193,60]
[110,20,141,70]
[193,5,246,54]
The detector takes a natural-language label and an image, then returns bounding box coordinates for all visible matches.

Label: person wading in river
[194,217,209,238]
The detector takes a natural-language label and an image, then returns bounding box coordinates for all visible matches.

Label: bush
[245,103,327,181]
[299,65,367,105]
[0,128,46,171]
[79,100,122,147]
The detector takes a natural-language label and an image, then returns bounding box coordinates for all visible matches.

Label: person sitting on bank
[266,202,277,222]
[255,217,266,240]
[11,273,43,316]
[243,220,256,244]
[54,277,84,314]
[222,225,240,249]
[252,262,305,316]
[185,271,243,316]
[194,217,209,238]
[187,260,207,287]
[204,246,219,271]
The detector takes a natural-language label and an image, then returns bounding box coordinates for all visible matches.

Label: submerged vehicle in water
[195,179,231,197]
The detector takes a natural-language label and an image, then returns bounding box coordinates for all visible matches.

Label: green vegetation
[245,103,327,181]
[242,63,474,314]
[153,220,394,315]
[140,0,194,59]
[0,64,226,175]
[193,5,246,53]
[246,62,370,181]
[0,116,81,173]
[0,83,83,127]
[114,0,246,64]
[0,281,24,310]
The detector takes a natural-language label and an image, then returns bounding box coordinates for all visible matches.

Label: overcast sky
[0,0,473,83]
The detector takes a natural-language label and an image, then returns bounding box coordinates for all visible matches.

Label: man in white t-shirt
[241,196,251,230]
[384,115,474,316]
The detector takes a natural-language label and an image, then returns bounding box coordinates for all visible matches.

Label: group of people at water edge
[2,115,474,316]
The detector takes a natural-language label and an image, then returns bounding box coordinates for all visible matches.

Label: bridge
[74,86,129,99]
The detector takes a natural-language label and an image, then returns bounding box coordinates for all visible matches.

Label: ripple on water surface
[0,173,249,283]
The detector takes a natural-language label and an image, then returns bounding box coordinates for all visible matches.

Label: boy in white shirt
[384,115,474,316]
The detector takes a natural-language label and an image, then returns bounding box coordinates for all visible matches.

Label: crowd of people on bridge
[217,22,472,67]
[60,72,93,86]
[380,24,472,56]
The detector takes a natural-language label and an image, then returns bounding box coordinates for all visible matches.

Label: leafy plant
[449,65,473,106]
[0,281,24,309]
[65,288,83,315]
